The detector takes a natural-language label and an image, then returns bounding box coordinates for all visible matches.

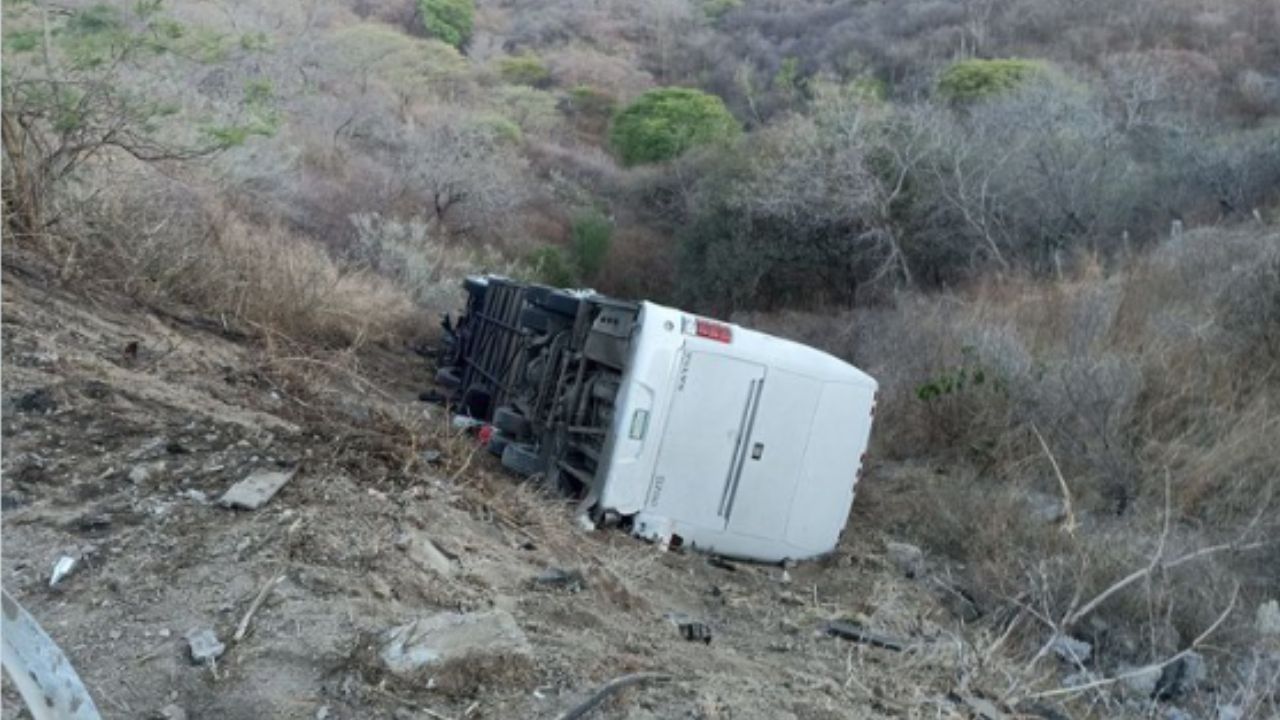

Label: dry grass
[743,225,1280,713]
[55,165,443,349]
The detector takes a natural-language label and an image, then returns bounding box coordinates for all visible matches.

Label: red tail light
[695,319,732,343]
[683,316,733,343]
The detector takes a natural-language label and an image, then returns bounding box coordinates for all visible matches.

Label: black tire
[461,387,492,419]
[501,442,543,477]
[533,289,582,318]
[488,431,511,457]
[435,367,461,389]
[492,406,531,437]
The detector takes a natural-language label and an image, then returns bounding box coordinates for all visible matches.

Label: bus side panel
[785,382,875,554]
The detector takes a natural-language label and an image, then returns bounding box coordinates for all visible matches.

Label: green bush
[937,58,1044,102]
[498,55,551,87]
[418,0,474,49]
[527,246,577,287]
[570,210,613,280]
[609,87,741,166]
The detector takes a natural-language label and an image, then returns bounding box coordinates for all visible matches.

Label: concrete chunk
[379,610,530,677]
[219,468,296,510]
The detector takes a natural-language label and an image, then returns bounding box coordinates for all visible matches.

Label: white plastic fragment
[219,468,297,510]
[49,556,78,588]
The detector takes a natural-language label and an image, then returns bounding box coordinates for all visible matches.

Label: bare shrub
[70,168,421,348]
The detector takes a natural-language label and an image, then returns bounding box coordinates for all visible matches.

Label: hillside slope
[2,254,986,720]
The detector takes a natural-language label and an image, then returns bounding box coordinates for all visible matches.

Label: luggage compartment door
[646,350,766,530]
[724,369,822,540]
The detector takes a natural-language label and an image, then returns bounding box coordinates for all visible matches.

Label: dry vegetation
[3,0,1279,716]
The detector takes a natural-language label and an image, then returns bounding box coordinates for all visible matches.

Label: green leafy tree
[609,87,741,166]
[937,59,1045,102]
[418,0,475,49]
[570,210,613,280]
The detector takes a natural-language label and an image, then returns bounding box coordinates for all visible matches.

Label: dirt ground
[1,257,996,720]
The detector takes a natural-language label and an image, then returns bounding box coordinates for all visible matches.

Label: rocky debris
[314,706,331,720]
[180,489,209,504]
[378,610,531,677]
[533,567,585,591]
[885,541,925,579]
[1153,652,1205,701]
[219,468,296,510]
[1257,600,1280,636]
[397,529,456,577]
[1049,635,1092,665]
[49,555,79,587]
[185,628,226,665]
[14,387,58,414]
[1118,663,1161,698]
[154,704,188,720]
[1217,705,1244,720]
[128,462,166,485]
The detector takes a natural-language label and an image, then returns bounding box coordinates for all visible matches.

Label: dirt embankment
[2,259,991,720]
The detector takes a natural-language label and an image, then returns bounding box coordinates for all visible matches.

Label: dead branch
[234,574,285,643]
[824,621,907,651]
[555,672,673,720]
[1027,583,1239,701]
[1030,423,1076,535]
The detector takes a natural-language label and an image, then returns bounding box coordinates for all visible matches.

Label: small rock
[368,574,393,600]
[109,629,122,641]
[314,706,330,720]
[1257,600,1280,636]
[1163,707,1192,720]
[1118,663,1161,699]
[15,387,57,413]
[158,628,172,638]
[402,530,456,577]
[1154,652,1206,700]
[379,610,531,677]
[1049,635,1092,665]
[419,450,442,465]
[885,541,924,578]
[533,567,585,591]
[155,704,187,720]
[185,628,226,665]
[128,463,165,484]
[219,468,297,510]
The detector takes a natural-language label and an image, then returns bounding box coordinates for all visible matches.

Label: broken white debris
[379,610,531,677]
[185,628,226,665]
[50,555,79,587]
[219,468,297,510]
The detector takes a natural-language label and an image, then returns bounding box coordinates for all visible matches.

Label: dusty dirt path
[1,259,982,719]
